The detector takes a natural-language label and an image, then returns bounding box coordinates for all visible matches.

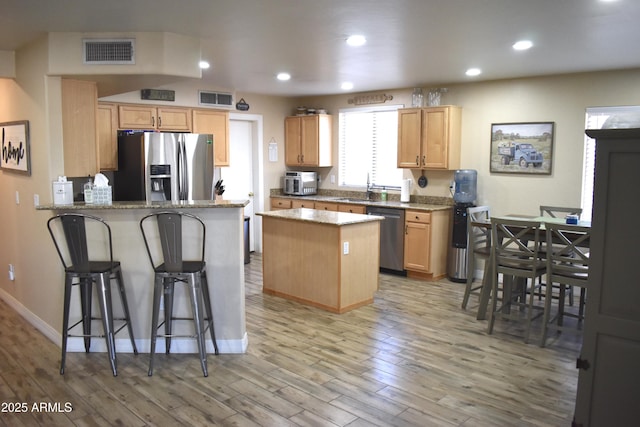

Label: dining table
[471,214,591,320]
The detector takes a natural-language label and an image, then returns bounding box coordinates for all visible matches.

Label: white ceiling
[2,0,640,97]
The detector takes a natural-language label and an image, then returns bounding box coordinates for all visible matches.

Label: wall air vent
[83,39,135,64]
[199,91,233,108]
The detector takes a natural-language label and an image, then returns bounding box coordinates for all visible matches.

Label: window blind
[338,105,403,188]
[582,106,640,221]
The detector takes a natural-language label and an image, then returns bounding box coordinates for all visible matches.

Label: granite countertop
[270,192,452,212]
[36,199,249,210]
[258,208,384,226]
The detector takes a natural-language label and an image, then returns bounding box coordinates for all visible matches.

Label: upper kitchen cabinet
[96,103,118,171]
[118,105,192,131]
[397,106,461,170]
[285,114,332,167]
[192,109,229,167]
[61,79,98,177]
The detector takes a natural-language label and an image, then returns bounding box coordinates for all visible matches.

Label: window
[338,105,403,188]
[582,106,640,221]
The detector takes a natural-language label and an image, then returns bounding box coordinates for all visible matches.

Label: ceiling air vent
[83,39,135,64]
[199,91,233,108]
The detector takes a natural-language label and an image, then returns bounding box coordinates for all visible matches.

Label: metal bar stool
[140,211,218,377]
[47,213,138,376]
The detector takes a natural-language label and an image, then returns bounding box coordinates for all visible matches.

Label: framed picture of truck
[490,122,554,175]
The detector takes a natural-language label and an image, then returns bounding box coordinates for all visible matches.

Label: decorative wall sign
[347,93,394,105]
[1,120,31,175]
[236,98,250,111]
[490,122,554,175]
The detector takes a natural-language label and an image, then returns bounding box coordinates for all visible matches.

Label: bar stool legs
[60,269,138,377]
[148,271,218,377]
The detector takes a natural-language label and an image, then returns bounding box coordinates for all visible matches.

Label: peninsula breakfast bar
[37,199,249,354]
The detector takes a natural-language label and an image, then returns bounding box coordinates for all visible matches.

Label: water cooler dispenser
[447,169,477,282]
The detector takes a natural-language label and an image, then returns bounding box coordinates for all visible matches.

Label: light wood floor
[0,254,582,426]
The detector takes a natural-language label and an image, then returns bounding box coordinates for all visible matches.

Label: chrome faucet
[366,173,373,200]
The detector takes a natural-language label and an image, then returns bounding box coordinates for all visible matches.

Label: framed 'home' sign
[0,120,31,176]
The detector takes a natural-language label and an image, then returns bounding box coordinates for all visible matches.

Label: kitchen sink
[336,198,368,203]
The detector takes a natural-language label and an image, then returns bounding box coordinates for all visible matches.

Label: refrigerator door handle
[180,137,189,200]
[177,138,183,200]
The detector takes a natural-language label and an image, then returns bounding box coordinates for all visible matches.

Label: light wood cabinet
[118,104,192,131]
[270,197,292,210]
[403,209,450,280]
[192,109,229,167]
[338,204,366,214]
[397,106,461,170]
[404,211,432,272]
[61,79,98,177]
[96,103,118,171]
[285,114,332,167]
[314,201,338,211]
[292,199,315,209]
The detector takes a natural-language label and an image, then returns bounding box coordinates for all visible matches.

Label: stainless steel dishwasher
[366,206,406,275]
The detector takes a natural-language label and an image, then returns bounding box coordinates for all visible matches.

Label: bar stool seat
[140,211,218,377]
[47,213,138,376]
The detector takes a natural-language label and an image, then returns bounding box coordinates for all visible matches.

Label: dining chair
[487,218,546,343]
[539,205,583,305]
[140,211,218,377]
[540,223,590,347]
[47,213,138,376]
[539,205,583,219]
[462,206,491,311]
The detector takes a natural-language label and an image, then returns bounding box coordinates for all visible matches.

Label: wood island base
[258,209,382,314]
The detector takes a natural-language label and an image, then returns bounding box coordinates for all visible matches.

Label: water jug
[453,169,477,204]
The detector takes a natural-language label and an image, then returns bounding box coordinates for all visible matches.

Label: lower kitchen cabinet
[270,197,292,210]
[314,201,338,211]
[404,209,450,280]
[338,204,366,214]
[292,199,315,209]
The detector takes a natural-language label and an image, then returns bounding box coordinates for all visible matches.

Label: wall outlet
[343,241,349,255]
[330,175,336,184]
[8,264,15,281]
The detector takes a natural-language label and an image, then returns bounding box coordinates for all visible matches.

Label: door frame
[229,112,264,253]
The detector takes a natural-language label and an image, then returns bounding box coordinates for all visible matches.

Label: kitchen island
[257,208,383,313]
[36,199,249,354]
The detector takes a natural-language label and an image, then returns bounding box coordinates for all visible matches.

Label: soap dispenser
[83,175,94,204]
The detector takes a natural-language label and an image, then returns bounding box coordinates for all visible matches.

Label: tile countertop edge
[258,208,384,226]
[270,194,452,212]
[36,200,250,210]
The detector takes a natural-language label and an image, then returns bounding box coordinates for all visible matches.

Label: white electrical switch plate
[33,194,40,206]
[343,242,349,255]
[15,191,19,205]
[330,175,336,184]
[8,264,15,281]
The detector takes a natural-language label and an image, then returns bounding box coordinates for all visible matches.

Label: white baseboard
[0,288,60,345]
[0,289,248,354]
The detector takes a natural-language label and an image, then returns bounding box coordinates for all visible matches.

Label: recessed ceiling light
[199,61,210,69]
[513,40,533,51]
[346,35,366,47]
[277,72,291,81]
[341,82,354,90]
[466,68,482,77]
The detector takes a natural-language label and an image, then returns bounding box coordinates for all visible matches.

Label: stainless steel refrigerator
[113,131,214,202]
